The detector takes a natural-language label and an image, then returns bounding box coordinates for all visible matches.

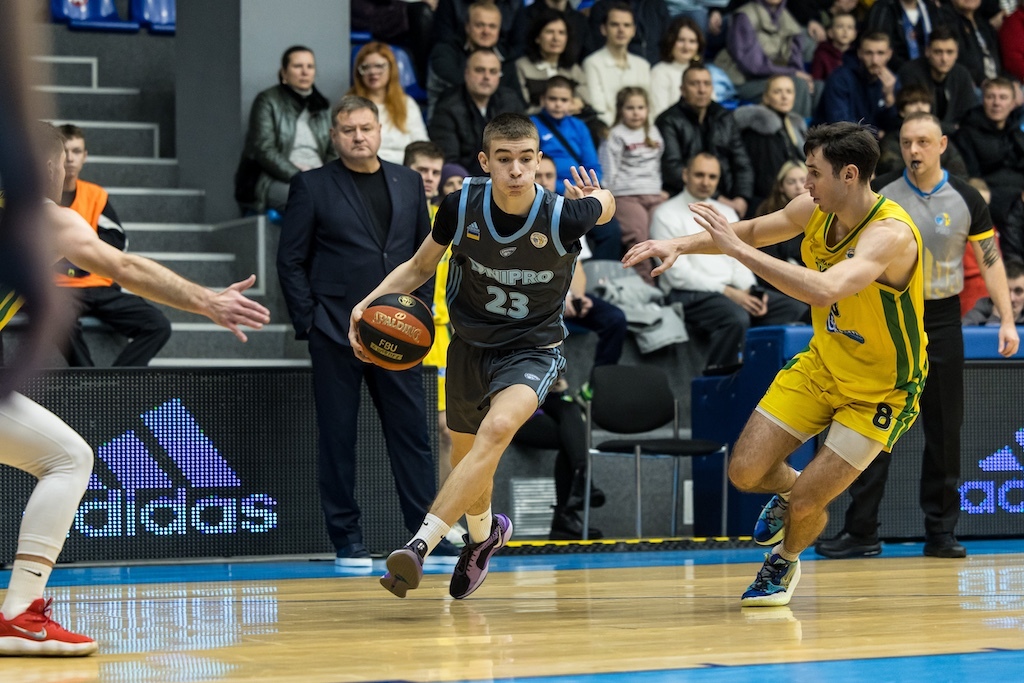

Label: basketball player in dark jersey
[349,113,614,599]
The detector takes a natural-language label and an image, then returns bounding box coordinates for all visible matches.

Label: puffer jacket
[235,84,335,212]
[655,99,754,201]
[733,103,806,207]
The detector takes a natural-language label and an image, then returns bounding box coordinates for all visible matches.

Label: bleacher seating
[131,0,176,35]
[51,0,140,32]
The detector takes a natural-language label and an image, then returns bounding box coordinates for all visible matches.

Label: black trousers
[308,327,435,551]
[513,390,587,507]
[667,288,810,369]
[568,294,627,367]
[843,296,964,539]
[62,286,172,367]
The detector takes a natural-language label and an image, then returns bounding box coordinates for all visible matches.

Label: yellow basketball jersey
[800,195,928,408]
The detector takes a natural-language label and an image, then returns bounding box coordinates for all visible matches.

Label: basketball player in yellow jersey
[624,122,927,607]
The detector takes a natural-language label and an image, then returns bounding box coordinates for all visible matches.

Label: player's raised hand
[206,274,271,342]
[623,239,681,277]
[689,202,744,255]
[563,165,601,199]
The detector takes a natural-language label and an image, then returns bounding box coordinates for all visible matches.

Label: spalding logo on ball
[357,293,435,371]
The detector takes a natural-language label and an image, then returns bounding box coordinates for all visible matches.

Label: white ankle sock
[1,560,52,619]
[410,514,451,557]
[773,543,800,563]
[466,506,493,543]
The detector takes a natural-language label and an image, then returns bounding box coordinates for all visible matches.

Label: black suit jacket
[277,158,434,345]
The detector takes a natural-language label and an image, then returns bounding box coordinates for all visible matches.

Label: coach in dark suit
[277,95,437,563]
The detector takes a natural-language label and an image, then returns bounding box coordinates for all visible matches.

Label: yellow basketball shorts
[422,324,451,412]
[758,350,921,453]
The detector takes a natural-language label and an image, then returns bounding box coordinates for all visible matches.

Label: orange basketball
[356,293,435,371]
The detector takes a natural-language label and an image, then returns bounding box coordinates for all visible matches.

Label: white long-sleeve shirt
[583,47,651,126]
[649,189,755,293]
[377,94,429,165]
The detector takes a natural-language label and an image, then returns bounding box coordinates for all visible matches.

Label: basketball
[356,293,435,371]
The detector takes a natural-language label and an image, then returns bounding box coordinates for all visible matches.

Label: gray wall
[176,0,350,223]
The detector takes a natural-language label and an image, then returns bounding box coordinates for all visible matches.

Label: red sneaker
[0,598,97,656]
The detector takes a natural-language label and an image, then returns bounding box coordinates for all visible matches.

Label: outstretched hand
[206,274,271,342]
[622,239,680,277]
[563,165,601,199]
[689,202,744,256]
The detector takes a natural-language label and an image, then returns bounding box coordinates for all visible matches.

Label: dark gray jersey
[443,178,582,349]
[874,169,994,300]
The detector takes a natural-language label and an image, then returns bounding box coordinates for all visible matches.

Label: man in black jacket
[428,48,526,175]
[897,26,979,135]
[655,63,753,217]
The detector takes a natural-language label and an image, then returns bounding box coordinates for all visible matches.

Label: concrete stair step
[33,56,98,88]
[107,188,204,222]
[131,252,241,285]
[41,86,149,123]
[124,223,230,251]
[84,157,178,188]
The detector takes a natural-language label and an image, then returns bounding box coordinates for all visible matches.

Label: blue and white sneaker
[753,494,788,546]
[741,552,801,607]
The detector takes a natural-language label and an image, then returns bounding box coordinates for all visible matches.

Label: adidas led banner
[824,361,1024,539]
[0,369,437,563]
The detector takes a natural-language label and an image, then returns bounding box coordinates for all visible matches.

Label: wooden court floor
[4,543,1024,683]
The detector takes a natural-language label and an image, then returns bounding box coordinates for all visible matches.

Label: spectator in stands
[656,64,752,216]
[56,124,171,367]
[753,160,811,323]
[348,43,429,166]
[510,0,594,64]
[351,0,436,84]
[863,0,939,73]
[809,11,857,81]
[963,258,1024,325]
[1002,192,1024,264]
[733,74,807,211]
[600,86,665,281]
[403,140,466,548]
[427,1,520,116]
[438,162,470,202]
[428,48,525,175]
[941,0,1003,87]
[650,152,808,373]
[956,76,1024,227]
[788,0,862,47]
[1000,0,1024,82]
[532,76,602,190]
[514,9,593,116]
[816,31,900,136]
[587,0,671,66]
[649,17,737,119]
[235,46,334,216]
[897,26,979,136]
[432,0,520,53]
[583,3,652,127]
[961,177,994,316]
[875,85,970,177]
[663,0,728,39]
[713,0,815,118]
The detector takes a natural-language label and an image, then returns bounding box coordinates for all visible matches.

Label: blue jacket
[532,111,602,193]
[816,62,900,134]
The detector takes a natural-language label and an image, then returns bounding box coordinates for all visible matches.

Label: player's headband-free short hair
[482,113,539,155]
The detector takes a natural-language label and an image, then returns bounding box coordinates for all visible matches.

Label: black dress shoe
[814,531,882,559]
[565,469,606,511]
[549,507,603,540]
[923,534,967,558]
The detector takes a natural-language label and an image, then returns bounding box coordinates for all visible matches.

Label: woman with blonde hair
[348,42,428,164]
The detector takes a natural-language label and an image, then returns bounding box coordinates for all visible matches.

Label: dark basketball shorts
[445,334,566,434]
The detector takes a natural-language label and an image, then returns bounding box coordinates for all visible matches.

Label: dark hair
[859,31,892,49]
[682,62,710,86]
[58,123,85,144]
[482,113,539,155]
[1005,258,1024,281]
[804,122,879,182]
[280,45,314,78]
[603,1,634,24]
[466,46,500,66]
[896,84,933,112]
[982,76,1017,96]
[659,16,705,64]
[686,151,720,171]
[403,140,445,167]
[927,25,958,46]
[330,94,378,124]
[543,74,576,95]
[524,8,575,70]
